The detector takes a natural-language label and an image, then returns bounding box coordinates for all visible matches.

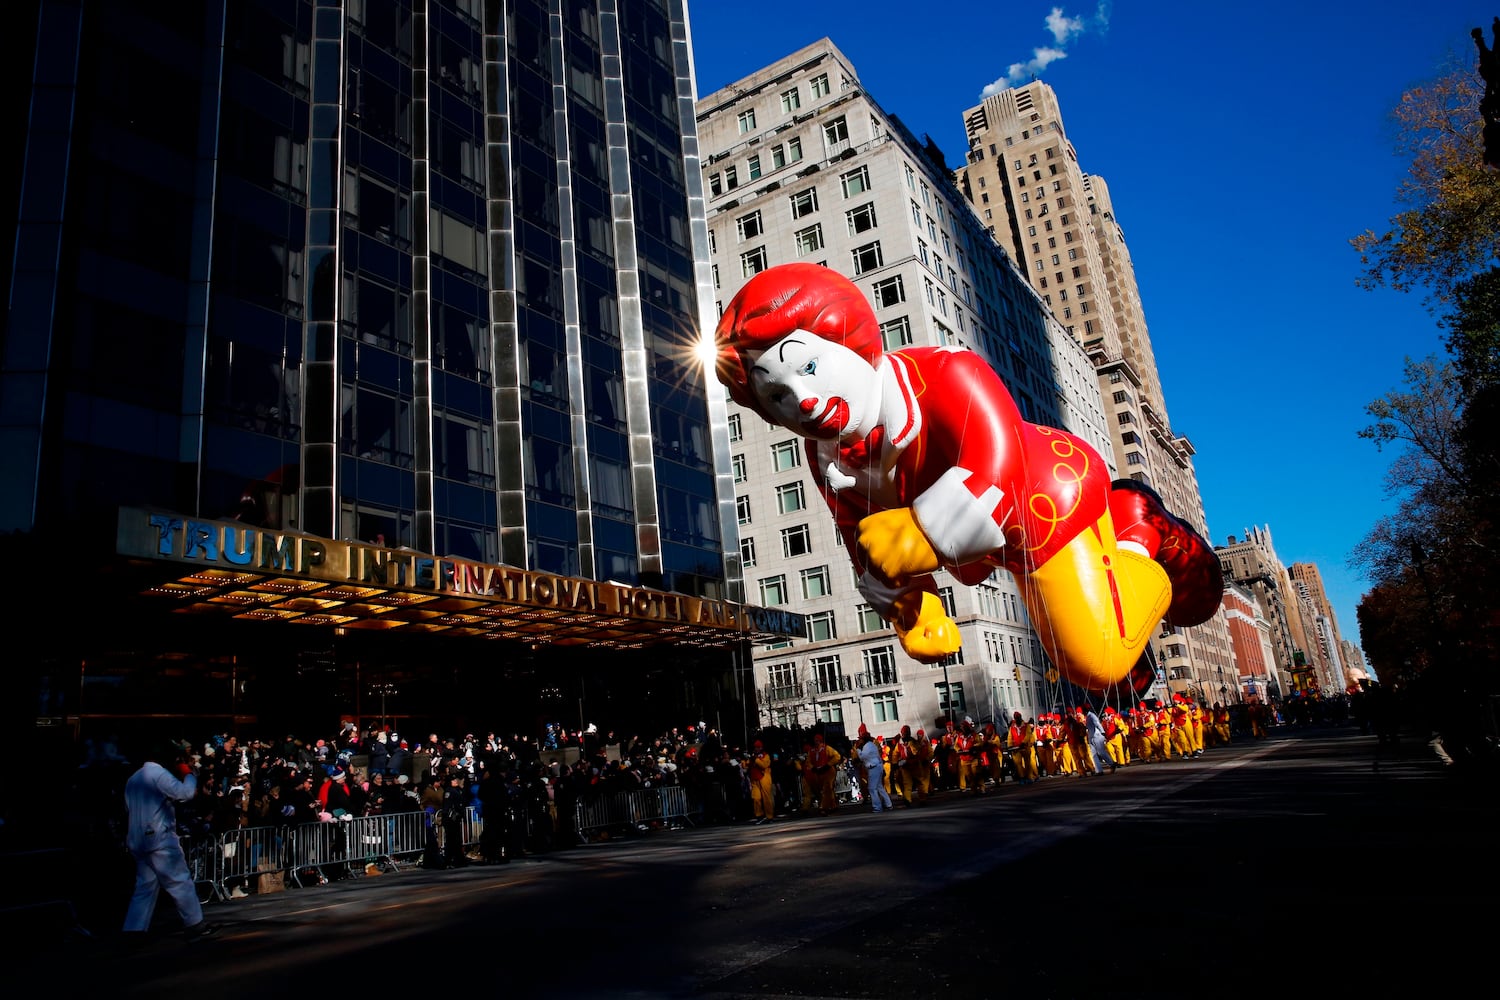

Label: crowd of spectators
[69,720,863,884]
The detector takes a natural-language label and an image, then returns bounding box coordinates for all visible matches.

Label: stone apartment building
[953,80,1237,703]
[694,40,1119,735]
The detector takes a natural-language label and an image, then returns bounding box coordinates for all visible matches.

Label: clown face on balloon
[714,263,1221,694]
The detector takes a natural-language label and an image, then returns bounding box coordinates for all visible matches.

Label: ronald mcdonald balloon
[713,263,1221,694]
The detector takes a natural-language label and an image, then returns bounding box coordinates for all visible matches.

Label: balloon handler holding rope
[714,264,1221,694]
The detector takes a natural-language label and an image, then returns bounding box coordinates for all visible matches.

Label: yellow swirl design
[1014,427,1092,555]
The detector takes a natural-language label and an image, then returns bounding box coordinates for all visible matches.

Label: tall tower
[0,0,780,742]
[955,80,1236,703]
[1217,527,1304,699]
[695,40,1117,733]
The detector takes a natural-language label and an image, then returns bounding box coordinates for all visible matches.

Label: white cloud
[1045,8,1085,44]
[979,2,1112,98]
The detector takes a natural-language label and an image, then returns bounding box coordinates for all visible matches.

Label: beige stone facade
[695,41,1119,735]
[954,81,1237,703]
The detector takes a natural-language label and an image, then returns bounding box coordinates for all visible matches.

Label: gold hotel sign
[117,508,806,649]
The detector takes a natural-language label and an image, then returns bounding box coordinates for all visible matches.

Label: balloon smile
[805,398,849,436]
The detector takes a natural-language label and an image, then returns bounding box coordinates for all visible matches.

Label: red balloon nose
[799,397,818,414]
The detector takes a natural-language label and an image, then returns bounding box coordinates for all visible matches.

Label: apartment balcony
[854,668,900,691]
[810,675,853,695]
[761,682,804,705]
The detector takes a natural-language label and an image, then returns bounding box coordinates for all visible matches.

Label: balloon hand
[858,508,940,579]
[892,591,961,663]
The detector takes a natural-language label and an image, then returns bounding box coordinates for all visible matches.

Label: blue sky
[687,1,1495,651]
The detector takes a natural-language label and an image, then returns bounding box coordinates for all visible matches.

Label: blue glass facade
[1,0,763,745]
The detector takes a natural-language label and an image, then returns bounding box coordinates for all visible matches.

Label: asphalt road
[20,725,1495,999]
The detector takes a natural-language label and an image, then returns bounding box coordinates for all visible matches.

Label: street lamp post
[370,682,397,729]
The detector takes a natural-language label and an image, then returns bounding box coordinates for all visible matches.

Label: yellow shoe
[1016,517,1170,691]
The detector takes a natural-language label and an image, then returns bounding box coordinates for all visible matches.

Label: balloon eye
[799,359,817,376]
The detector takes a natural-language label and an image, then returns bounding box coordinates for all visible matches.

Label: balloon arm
[857,507,941,580]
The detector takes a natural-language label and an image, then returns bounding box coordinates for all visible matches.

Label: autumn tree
[1350,57,1500,308]
[1351,40,1500,734]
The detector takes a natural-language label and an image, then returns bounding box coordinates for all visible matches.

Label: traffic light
[1013,666,1021,682]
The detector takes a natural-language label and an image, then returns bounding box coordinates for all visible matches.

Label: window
[1112,389,1131,404]
[871,691,897,723]
[736,495,752,524]
[780,87,800,113]
[771,143,787,170]
[794,223,824,256]
[807,610,835,641]
[740,246,768,277]
[936,681,967,715]
[851,241,883,275]
[732,453,747,483]
[846,202,877,235]
[770,439,802,472]
[863,646,898,685]
[879,316,912,350]
[725,165,738,190]
[759,574,788,605]
[810,72,830,98]
[789,187,818,219]
[776,481,806,514]
[727,412,742,442]
[740,534,756,568]
[857,603,890,632]
[872,275,904,307]
[747,154,761,180]
[736,210,763,241]
[840,165,870,197]
[737,108,756,134]
[709,173,721,197]
[811,655,843,695]
[781,524,812,558]
[1117,411,1136,426]
[823,116,849,146]
[1126,451,1145,466]
[801,565,831,599]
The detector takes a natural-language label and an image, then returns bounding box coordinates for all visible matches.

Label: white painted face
[747,331,881,441]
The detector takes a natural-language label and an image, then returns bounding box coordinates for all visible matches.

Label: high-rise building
[954,81,1237,703]
[1217,527,1305,698]
[1220,582,1282,704]
[1289,561,1350,686]
[1,0,802,748]
[695,40,1119,734]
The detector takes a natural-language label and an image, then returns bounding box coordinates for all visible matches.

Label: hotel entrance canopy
[117,508,805,651]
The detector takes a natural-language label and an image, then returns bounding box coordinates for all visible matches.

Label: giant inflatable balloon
[714,263,1222,693]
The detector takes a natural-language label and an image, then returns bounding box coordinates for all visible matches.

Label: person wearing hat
[910,727,934,803]
[746,740,776,825]
[1155,701,1175,761]
[1105,706,1130,767]
[805,733,842,816]
[1007,713,1036,784]
[121,743,218,941]
[1169,695,1194,760]
[1084,705,1116,774]
[856,733,892,812]
[979,723,1007,788]
[1187,697,1206,757]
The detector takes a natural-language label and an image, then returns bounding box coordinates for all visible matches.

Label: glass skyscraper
[2,0,781,745]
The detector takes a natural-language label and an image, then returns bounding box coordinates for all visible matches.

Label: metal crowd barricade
[182,835,223,904]
[572,785,694,842]
[214,825,288,896]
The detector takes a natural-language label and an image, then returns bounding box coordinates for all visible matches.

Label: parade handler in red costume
[713,264,1220,692]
